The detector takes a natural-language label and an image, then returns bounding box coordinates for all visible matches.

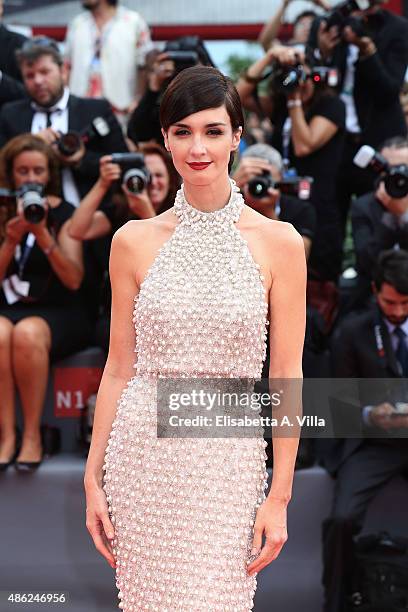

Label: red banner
[53,367,103,418]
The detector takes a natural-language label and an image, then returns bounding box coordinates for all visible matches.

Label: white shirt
[64,6,153,111]
[340,45,361,134]
[31,87,81,206]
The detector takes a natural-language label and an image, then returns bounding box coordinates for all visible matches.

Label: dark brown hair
[159,65,244,172]
[373,249,408,294]
[16,37,63,68]
[160,65,244,132]
[0,133,61,195]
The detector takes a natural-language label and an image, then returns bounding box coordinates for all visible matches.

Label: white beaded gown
[103,179,270,611]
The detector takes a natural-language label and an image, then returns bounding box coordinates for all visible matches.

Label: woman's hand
[123,187,156,219]
[246,497,288,577]
[268,45,304,66]
[5,215,30,246]
[99,155,122,190]
[85,483,116,569]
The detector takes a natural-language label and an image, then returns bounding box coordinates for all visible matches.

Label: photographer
[127,37,214,147]
[68,142,180,351]
[233,143,316,258]
[0,134,91,471]
[351,136,408,311]
[307,0,408,232]
[0,37,128,204]
[0,0,27,107]
[237,45,346,284]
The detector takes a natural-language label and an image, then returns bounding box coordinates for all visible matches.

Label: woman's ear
[161,128,171,153]
[231,126,243,152]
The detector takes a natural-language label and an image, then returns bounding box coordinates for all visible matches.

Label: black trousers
[322,440,408,612]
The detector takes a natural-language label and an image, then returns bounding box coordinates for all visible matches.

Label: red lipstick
[187,162,212,171]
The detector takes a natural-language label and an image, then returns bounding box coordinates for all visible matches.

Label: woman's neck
[182,174,232,212]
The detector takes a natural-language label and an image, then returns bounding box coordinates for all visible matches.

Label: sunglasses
[21,37,60,54]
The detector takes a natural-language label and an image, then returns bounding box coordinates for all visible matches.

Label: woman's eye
[174,129,189,136]
[207,130,223,136]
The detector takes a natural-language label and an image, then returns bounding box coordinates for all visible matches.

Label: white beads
[103,179,269,611]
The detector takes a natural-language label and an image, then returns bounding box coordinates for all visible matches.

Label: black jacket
[0,94,128,198]
[0,24,27,81]
[320,306,406,476]
[352,192,408,277]
[308,10,408,146]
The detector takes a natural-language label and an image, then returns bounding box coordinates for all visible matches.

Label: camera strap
[16,232,36,279]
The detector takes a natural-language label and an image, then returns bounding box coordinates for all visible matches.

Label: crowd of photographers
[0,0,408,609]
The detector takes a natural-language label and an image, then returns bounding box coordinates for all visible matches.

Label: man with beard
[320,248,408,612]
[64,0,153,127]
[0,37,127,203]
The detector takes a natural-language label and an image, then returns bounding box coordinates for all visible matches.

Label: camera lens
[123,169,148,195]
[247,173,273,199]
[22,189,46,223]
[384,166,408,199]
[58,132,82,157]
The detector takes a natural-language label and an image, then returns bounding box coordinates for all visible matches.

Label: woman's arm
[84,222,143,569]
[236,52,275,117]
[288,93,339,156]
[258,0,291,52]
[246,221,306,578]
[68,179,113,240]
[84,223,141,489]
[35,219,84,290]
[266,222,306,503]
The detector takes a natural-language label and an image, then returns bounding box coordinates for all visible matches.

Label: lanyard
[282,117,292,173]
[16,232,36,280]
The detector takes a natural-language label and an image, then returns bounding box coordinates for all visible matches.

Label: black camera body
[272,62,339,94]
[325,0,371,31]
[55,116,111,157]
[247,171,313,200]
[354,145,408,199]
[0,182,46,224]
[111,153,151,195]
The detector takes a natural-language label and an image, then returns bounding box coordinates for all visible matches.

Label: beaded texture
[103,179,270,611]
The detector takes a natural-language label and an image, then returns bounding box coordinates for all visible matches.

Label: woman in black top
[0,134,91,470]
[237,45,346,282]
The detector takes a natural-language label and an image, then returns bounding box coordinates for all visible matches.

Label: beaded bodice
[132,179,269,379]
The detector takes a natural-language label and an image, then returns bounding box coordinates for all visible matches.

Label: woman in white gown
[84,65,306,611]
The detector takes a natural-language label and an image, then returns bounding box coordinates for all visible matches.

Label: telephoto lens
[19,183,47,224]
[56,132,82,157]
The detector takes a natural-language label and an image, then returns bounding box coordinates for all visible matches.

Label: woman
[68,142,180,351]
[84,66,306,610]
[68,141,180,241]
[0,134,90,471]
[237,46,346,283]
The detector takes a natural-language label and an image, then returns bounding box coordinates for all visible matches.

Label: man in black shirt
[351,136,408,311]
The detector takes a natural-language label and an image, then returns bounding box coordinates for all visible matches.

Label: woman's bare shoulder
[112,209,177,250]
[242,205,303,250]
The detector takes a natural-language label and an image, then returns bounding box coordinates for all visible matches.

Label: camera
[272,62,339,94]
[110,153,151,195]
[354,145,408,199]
[324,0,371,32]
[163,36,215,73]
[55,116,111,157]
[247,171,313,200]
[0,182,46,224]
